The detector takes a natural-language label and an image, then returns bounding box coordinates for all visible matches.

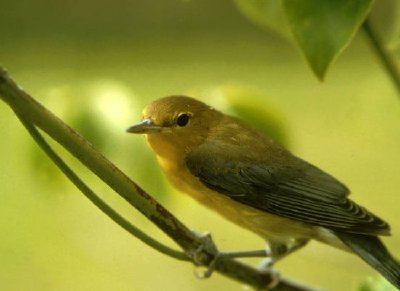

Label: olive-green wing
[185,142,389,235]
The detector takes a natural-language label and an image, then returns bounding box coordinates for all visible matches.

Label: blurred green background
[0,1,399,290]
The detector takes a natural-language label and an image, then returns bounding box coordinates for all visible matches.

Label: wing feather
[186,141,390,235]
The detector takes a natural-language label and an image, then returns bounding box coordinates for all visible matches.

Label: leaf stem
[363,18,400,97]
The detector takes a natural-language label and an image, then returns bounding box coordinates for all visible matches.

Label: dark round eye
[177,113,190,127]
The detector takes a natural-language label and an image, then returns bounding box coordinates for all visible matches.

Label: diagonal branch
[0,67,314,291]
[15,113,188,261]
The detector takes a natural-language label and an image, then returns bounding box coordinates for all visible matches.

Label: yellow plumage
[127,95,400,288]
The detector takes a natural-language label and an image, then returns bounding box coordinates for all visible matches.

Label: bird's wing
[185,141,390,235]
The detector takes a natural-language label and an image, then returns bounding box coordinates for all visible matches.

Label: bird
[126,95,400,288]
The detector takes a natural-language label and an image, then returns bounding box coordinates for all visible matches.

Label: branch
[363,17,400,97]
[0,67,314,291]
[15,113,188,261]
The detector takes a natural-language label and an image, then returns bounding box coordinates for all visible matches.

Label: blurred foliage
[234,0,400,80]
[0,0,399,291]
[187,85,290,148]
[234,0,292,40]
[359,276,397,291]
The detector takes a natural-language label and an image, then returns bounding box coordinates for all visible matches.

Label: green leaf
[234,0,292,40]
[282,0,374,79]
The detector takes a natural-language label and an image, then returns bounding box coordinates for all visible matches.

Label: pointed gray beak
[126,118,165,134]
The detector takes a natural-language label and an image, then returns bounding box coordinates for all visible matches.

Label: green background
[0,1,399,290]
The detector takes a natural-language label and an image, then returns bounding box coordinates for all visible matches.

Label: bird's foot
[188,231,220,279]
[258,257,274,270]
[195,249,271,279]
[194,252,223,279]
[265,268,281,289]
[256,258,280,289]
[189,231,219,265]
[189,231,279,281]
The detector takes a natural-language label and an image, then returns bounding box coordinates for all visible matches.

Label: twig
[15,113,188,261]
[0,67,315,291]
[363,17,400,97]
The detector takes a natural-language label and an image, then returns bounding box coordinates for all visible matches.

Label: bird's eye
[176,113,190,127]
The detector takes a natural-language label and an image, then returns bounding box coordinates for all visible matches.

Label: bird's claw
[257,257,280,289]
[194,255,219,279]
[188,231,220,278]
[257,257,274,270]
[188,231,219,265]
[189,231,280,284]
[266,269,281,289]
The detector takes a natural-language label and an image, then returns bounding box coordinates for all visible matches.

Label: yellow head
[127,96,223,160]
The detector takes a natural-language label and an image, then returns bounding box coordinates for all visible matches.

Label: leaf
[233,0,292,40]
[282,0,374,80]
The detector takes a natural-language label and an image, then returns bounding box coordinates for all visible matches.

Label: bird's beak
[126,118,166,134]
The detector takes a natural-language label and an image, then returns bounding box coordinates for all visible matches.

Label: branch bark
[0,67,315,291]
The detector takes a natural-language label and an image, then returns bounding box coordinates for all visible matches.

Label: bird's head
[127,95,223,159]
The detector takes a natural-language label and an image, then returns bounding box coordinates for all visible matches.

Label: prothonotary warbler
[127,95,400,288]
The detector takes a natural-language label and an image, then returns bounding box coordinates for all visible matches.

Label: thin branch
[16,114,188,261]
[363,17,400,97]
[0,67,315,291]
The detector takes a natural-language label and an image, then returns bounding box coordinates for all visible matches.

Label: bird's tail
[335,231,400,289]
